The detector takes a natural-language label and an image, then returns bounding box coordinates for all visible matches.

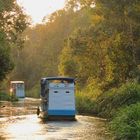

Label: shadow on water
[0,98,113,140]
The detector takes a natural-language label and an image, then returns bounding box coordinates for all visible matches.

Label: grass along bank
[76,91,95,114]
[110,103,140,140]
[0,92,18,101]
[76,82,140,139]
[94,83,140,118]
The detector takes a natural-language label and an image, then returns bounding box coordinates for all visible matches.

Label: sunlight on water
[1,115,47,140]
[7,116,39,135]
[0,99,112,140]
[0,115,112,140]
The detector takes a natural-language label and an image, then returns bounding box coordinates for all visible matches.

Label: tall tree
[95,0,140,86]
[10,7,92,90]
[59,0,140,89]
[0,0,29,81]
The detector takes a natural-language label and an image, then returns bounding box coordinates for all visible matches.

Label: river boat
[10,81,25,98]
[37,77,76,120]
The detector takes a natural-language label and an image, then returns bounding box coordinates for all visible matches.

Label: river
[0,98,113,140]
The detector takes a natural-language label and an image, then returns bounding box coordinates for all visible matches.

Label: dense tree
[59,0,140,89]
[95,0,140,86]
[0,0,29,81]
[10,7,92,89]
[9,0,140,92]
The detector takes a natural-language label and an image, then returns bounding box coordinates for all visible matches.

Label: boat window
[49,79,73,84]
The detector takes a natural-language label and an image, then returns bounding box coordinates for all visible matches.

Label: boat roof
[41,77,75,81]
[10,81,24,84]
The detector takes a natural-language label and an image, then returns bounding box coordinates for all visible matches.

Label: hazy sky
[17,0,66,24]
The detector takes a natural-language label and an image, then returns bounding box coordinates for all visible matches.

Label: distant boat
[37,77,76,120]
[10,81,25,98]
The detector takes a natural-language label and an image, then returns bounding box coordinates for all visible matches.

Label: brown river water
[0,98,113,140]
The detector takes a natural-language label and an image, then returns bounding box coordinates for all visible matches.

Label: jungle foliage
[9,0,140,91]
[110,103,140,140]
[1,0,140,139]
[0,0,29,81]
[94,83,140,118]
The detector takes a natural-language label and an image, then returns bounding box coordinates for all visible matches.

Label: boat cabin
[39,77,76,120]
[10,81,25,98]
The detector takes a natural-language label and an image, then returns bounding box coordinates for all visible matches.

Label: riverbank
[4,82,139,139]
[76,82,140,140]
[0,92,18,102]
